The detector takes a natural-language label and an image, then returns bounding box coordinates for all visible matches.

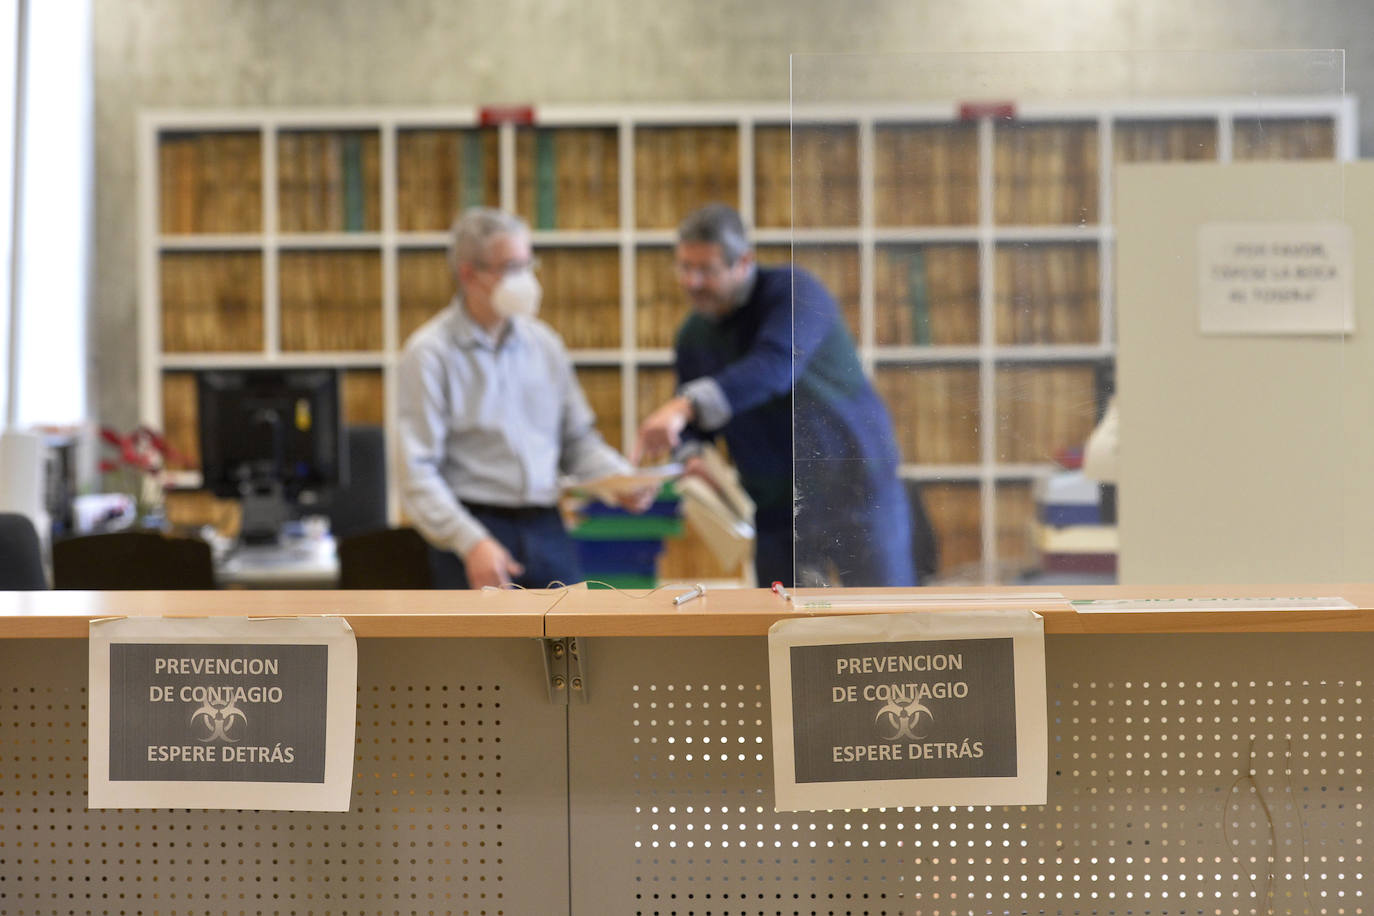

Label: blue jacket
[675,265,903,518]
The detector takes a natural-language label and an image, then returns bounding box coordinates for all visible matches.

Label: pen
[673,584,705,606]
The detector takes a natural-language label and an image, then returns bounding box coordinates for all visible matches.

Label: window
[1,0,91,429]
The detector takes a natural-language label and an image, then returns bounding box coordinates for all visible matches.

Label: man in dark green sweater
[635,204,917,588]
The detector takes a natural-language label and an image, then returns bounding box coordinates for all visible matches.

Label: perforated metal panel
[568,634,1367,916]
[3,633,1366,915]
[0,637,568,916]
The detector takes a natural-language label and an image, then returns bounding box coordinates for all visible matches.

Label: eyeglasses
[475,257,540,277]
[673,260,729,280]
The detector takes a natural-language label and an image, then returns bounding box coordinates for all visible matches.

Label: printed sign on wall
[89,616,357,811]
[1197,221,1354,335]
[768,610,1045,811]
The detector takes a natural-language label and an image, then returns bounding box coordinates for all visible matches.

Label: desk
[213,535,339,588]
[2,585,1371,910]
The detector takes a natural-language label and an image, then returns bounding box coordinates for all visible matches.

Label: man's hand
[681,454,713,485]
[633,395,693,464]
[463,537,524,589]
[616,484,658,514]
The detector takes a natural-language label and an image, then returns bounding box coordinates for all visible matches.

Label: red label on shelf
[958,101,1016,121]
[479,105,536,126]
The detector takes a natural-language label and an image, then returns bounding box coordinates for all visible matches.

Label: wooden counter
[0,588,557,638]
[5,583,1374,637]
[543,583,1374,635]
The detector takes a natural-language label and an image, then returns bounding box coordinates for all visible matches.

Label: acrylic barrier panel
[788,50,1350,586]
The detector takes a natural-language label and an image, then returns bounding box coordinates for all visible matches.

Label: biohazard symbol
[873,696,933,741]
[190,697,246,743]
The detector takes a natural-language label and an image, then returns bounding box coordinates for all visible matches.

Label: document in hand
[568,463,683,505]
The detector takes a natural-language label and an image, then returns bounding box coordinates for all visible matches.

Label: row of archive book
[914,481,1040,584]
[158,132,262,235]
[158,242,1102,356]
[276,131,382,233]
[397,129,500,231]
[873,364,1100,467]
[160,118,1338,236]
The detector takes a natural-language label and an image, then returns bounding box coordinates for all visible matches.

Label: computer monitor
[195,367,346,544]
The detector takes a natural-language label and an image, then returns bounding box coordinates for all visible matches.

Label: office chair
[52,530,215,590]
[0,512,48,589]
[337,526,432,589]
[327,425,388,540]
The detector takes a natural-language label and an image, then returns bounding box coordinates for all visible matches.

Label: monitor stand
[238,480,290,545]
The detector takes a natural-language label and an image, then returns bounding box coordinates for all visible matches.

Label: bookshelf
[140,98,1357,583]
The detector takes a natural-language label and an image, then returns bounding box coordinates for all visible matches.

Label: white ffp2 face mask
[490,270,541,319]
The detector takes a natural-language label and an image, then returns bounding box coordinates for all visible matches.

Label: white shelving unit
[139,96,1357,582]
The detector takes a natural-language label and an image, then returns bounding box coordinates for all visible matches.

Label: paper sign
[1197,221,1353,334]
[89,616,357,811]
[768,610,1046,811]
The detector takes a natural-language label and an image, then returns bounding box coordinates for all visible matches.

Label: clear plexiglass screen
[786,51,1351,587]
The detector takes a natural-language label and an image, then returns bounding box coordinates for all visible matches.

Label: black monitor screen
[195,367,345,502]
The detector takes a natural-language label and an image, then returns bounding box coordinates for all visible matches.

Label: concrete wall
[92,0,1374,427]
